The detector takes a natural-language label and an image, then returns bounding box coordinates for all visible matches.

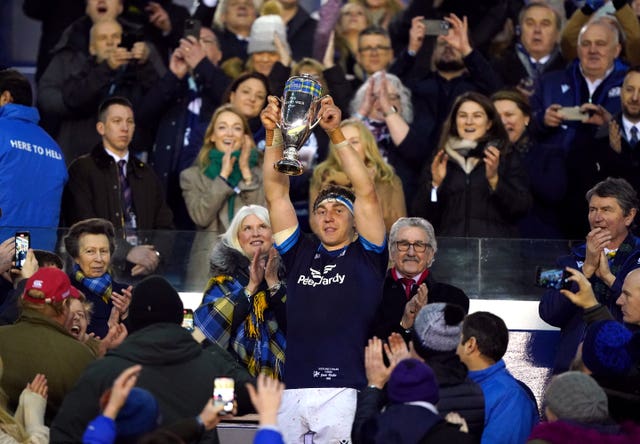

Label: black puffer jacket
[413,139,532,238]
[427,352,485,441]
[37,16,166,163]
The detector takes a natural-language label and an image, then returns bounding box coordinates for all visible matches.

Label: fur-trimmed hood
[208,241,251,278]
[208,241,286,279]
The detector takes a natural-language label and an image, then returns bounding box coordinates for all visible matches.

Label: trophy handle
[308,95,328,129]
[275,96,284,129]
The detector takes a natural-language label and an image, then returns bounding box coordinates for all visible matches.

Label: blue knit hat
[387,359,439,405]
[582,320,638,376]
[116,387,161,437]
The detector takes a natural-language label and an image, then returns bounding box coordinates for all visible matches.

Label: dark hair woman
[412,92,532,237]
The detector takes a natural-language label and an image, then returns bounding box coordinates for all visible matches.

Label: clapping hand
[484,145,500,190]
[400,283,427,329]
[583,227,612,278]
[26,373,48,400]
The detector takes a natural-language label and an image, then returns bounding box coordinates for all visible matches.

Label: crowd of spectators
[1,0,640,443]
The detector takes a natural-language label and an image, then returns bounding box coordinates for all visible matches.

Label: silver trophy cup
[275,75,323,175]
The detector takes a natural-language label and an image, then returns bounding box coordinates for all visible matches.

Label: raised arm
[261,96,298,234]
[319,97,386,245]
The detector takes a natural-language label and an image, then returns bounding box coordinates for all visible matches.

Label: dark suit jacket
[63,144,174,230]
[369,269,469,341]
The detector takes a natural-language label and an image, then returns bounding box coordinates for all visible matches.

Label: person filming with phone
[50,275,255,442]
[531,17,626,157]
[379,14,501,204]
[539,177,640,374]
[38,15,164,163]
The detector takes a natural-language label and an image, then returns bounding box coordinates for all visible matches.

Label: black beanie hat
[129,276,183,333]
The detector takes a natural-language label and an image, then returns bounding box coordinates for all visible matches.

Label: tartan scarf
[195,275,286,379]
[73,263,113,304]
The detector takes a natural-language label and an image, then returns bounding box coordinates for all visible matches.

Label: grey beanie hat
[413,303,464,352]
[247,14,290,55]
[544,372,609,423]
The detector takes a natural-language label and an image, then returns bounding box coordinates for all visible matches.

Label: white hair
[222,205,271,254]
[349,71,413,123]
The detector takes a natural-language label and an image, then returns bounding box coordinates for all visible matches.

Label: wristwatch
[383,106,398,117]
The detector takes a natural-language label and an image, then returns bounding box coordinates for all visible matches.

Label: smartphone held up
[213,377,235,415]
[423,19,450,36]
[182,309,194,331]
[184,18,202,40]
[535,267,571,291]
[14,232,30,270]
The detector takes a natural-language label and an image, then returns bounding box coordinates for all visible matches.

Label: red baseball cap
[23,268,78,304]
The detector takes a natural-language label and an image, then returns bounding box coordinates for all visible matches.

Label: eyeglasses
[395,240,430,253]
[359,45,392,53]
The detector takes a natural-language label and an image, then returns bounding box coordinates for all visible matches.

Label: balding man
[38,3,166,163]
[531,16,627,155]
[531,17,629,238]
[562,266,640,327]
[565,67,640,238]
[559,265,640,424]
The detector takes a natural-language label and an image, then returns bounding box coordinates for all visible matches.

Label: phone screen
[182,309,194,331]
[423,19,450,36]
[14,232,30,270]
[559,106,587,121]
[213,377,235,415]
[535,267,570,290]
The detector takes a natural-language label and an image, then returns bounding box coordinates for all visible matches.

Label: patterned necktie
[400,278,414,300]
[117,160,133,222]
[631,127,639,146]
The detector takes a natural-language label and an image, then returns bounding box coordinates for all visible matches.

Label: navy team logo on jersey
[297,264,345,287]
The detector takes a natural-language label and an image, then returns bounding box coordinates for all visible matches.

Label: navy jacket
[530,59,627,153]
[539,234,640,373]
[285,6,317,61]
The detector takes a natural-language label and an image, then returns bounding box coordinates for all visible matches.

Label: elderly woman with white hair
[193,205,286,379]
[350,71,429,208]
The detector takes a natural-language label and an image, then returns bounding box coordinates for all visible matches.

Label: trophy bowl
[275,74,324,176]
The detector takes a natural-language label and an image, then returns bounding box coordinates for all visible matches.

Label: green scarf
[204,148,259,221]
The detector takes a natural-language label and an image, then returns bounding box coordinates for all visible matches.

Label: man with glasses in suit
[370,217,469,341]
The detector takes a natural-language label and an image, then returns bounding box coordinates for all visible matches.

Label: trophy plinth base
[275,158,304,176]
